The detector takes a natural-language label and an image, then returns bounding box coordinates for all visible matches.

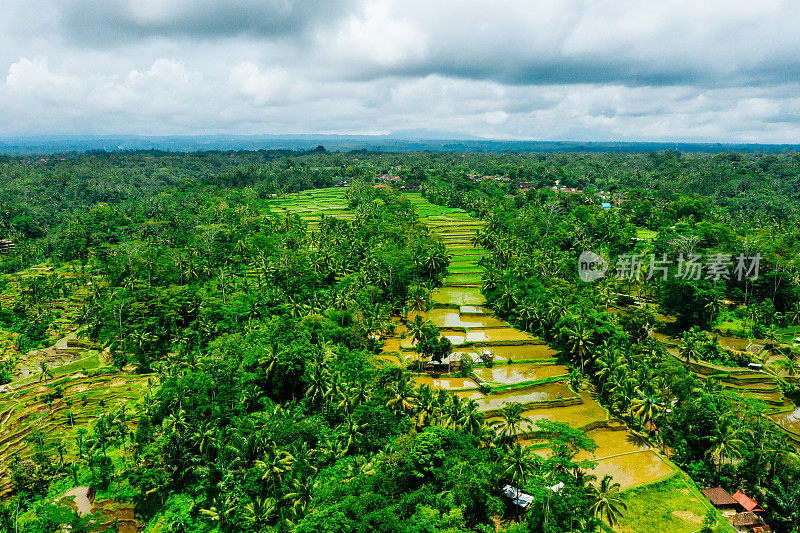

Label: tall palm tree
[589,474,627,527]
[563,321,593,371]
[38,361,54,383]
[386,375,418,415]
[681,328,705,364]
[490,402,532,446]
[256,443,295,489]
[241,496,278,531]
[629,392,661,430]
[708,421,745,472]
[502,443,536,488]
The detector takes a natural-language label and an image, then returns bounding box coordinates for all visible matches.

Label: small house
[731,512,769,532]
[732,491,764,513]
[702,486,739,517]
[501,485,534,509]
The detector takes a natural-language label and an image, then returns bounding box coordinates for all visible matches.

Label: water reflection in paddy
[771,407,800,434]
[466,328,538,343]
[477,344,557,361]
[429,309,506,328]
[460,305,491,314]
[472,363,568,384]
[414,375,479,389]
[474,383,577,411]
[576,428,650,460]
[432,287,486,306]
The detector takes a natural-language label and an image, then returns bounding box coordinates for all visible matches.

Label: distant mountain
[0,134,798,155]
[384,129,485,140]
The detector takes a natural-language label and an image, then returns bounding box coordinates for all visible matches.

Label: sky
[2,0,800,142]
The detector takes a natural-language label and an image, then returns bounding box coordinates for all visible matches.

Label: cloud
[57,0,353,44]
[1,0,800,141]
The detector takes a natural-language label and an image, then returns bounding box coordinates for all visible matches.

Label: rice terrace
[3,2,800,531]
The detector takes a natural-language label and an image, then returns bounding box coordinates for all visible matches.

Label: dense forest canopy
[0,148,799,533]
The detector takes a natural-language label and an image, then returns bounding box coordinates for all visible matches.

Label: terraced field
[0,355,151,497]
[266,187,354,230]
[658,335,800,444]
[395,193,724,532]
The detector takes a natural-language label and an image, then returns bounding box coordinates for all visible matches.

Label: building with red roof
[733,491,764,513]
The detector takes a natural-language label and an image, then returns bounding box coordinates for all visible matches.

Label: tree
[589,474,627,527]
[491,402,531,446]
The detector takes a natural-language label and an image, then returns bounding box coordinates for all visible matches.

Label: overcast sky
[2,0,800,142]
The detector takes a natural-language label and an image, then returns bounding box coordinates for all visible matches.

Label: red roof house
[733,491,764,513]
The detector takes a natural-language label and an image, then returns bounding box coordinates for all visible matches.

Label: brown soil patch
[672,510,703,524]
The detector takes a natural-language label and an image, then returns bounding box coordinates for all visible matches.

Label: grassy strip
[476,374,569,393]
[615,474,732,533]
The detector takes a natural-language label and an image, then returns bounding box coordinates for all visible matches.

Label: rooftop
[733,491,764,513]
[702,486,737,507]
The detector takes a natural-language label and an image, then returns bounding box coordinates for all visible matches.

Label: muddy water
[589,450,674,489]
[474,383,577,411]
[460,305,491,314]
[456,390,486,401]
[771,407,800,435]
[466,328,537,343]
[477,344,557,361]
[487,397,608,429]
[429,309,506,328]
[441,333,466,345]
[472,363,568,384]
[414,375,479,390]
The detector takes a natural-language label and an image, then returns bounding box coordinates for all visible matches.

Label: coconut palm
[386,375,418,415]
[589,474,627,527]
[708,421,745,472]
[502,443,537,487]
[256,443,294,487]
[38,361,54,383]
[490,402,532,446]
[629,392,661,430]
[240,496,278,531]
[563,321,593,371]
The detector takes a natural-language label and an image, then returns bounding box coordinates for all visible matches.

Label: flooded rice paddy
[473,383,578,411]
[465,328,537,343]
[429,309,506,328]
[472,363,568,384]
[414,375,479,390]
[770,407,800,435]
[476,344,557,361]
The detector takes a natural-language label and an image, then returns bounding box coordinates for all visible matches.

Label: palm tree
[490,402,531,446]
[386,375,418,415]
[680,328,705,364]
[629,392,661,430]
[502,443,536,488]
[201,495,237,529]
[563,321,593,371]
[38,361,54,383]
[255,444,295,489]
[497,283,520,316]
[285,476,315,517]
[708,421,745,472]
[241,496,278,531]
[589,474,627,527]
[459,400,484,435]
[502,443,537,522]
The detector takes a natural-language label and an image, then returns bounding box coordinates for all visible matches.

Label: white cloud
[1,1,800,141]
